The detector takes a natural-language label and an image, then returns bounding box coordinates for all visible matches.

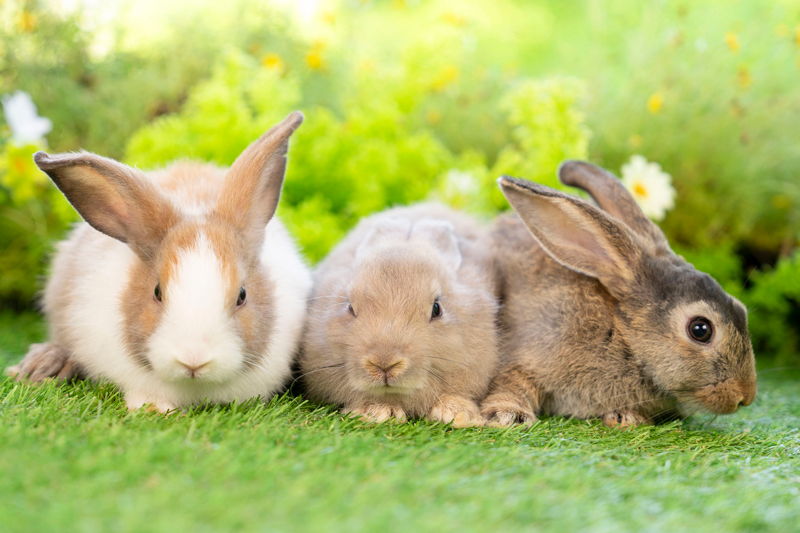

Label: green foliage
[496,78,590,189]
[578,0,800,252]
[2,0,800,360]
[124,52,464,262]
[0,140,75,306]
[746,254,800,364]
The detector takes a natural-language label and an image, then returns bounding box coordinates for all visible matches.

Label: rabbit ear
[498,176,641,298]
[34,151,178,260]
[558,160,669,249]
[355,217,412,261]
[411,219,462,271]
[216,111,304,245]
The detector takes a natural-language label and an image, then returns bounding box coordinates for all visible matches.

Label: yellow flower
[322,11,337,25]
[442,12,467,27]
[431,65,460,92]
[18,11,37,32]
[628,134,643,148]
[305,41,327,71]
[737,65,752,88]
[725,32,740,52]
[306,50,324,70]
[796,25,800,46]
[261,53,284,72]
[647,92,663,114]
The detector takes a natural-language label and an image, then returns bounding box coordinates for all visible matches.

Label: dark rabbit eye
[154,283,162,303]
[237,287,247,307]
[347,303,356,317]
[688,317,713,343]
[431,300,443,320]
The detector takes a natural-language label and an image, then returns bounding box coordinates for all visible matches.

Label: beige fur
[300,204,499,426]
[482,161,757,427]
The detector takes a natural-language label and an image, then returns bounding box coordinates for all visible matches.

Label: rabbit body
[301,203,499,426]
[482,162,757,427]
[9,113,311,412]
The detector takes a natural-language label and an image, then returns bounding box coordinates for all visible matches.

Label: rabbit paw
[124,393,178,414]
[6,343,82,383]
[428,395,483,427]
[343,402,407,423]
[601,411,648,429]
[481,397,537,426]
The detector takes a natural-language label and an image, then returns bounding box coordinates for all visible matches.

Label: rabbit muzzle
[692,379,757,414]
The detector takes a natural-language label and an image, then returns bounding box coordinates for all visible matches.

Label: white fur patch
[147,232,243,384]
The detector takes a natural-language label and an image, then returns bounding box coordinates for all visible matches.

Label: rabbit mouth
[364,382,419,396]
[690,379,757,414]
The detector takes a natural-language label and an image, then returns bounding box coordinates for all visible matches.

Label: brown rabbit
[300,203,499,427]
[481,161,757,428]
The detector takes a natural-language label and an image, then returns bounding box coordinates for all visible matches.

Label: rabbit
[300,203,499,427]
[6,112,312,412]
[480,161,757,428]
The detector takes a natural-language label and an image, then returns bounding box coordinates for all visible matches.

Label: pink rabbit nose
[178,360,210,378]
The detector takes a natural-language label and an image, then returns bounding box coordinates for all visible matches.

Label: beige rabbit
[300,204,499,426]
[481,161,757,428]
[7,113,312,412]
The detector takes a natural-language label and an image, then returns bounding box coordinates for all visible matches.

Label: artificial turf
[1,310,798,532]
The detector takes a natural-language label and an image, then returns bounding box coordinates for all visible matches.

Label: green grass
[1,312,799,533]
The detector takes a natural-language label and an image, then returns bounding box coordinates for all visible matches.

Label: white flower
[2,90,52,145]
[620,155,676,221]
[443,169,480,197]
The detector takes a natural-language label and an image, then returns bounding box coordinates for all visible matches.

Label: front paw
[601,411,648,429]
[481,397,537,427]
[124,392,178,414]
[343,402,406,423]
[428,395,483,427]
[6,343,81,383]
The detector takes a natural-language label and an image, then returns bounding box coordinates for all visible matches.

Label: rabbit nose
[365,359,406,383]
[375,361,401,374]
[178,360,210,378]
[739,383,757,407]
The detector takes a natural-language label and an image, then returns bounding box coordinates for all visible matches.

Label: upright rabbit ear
[216,111,304,245]
[498,176,641,298]
[558,160,669,249]
[411,219,462,271]
[355,217,412,261]
[34,151,178,261]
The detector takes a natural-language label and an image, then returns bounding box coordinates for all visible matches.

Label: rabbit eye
[431,300,443,320]
[237,287,247,307]
[347,303,356,317]
[154,283,162,303]
[688,317,713,344]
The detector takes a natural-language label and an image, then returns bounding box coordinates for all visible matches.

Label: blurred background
[1,0,799,364]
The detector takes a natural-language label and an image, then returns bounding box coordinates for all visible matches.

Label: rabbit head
[334,217,464,398]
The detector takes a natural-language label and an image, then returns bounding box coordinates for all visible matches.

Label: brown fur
[300,204,499,426]
[482,161,757,427]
